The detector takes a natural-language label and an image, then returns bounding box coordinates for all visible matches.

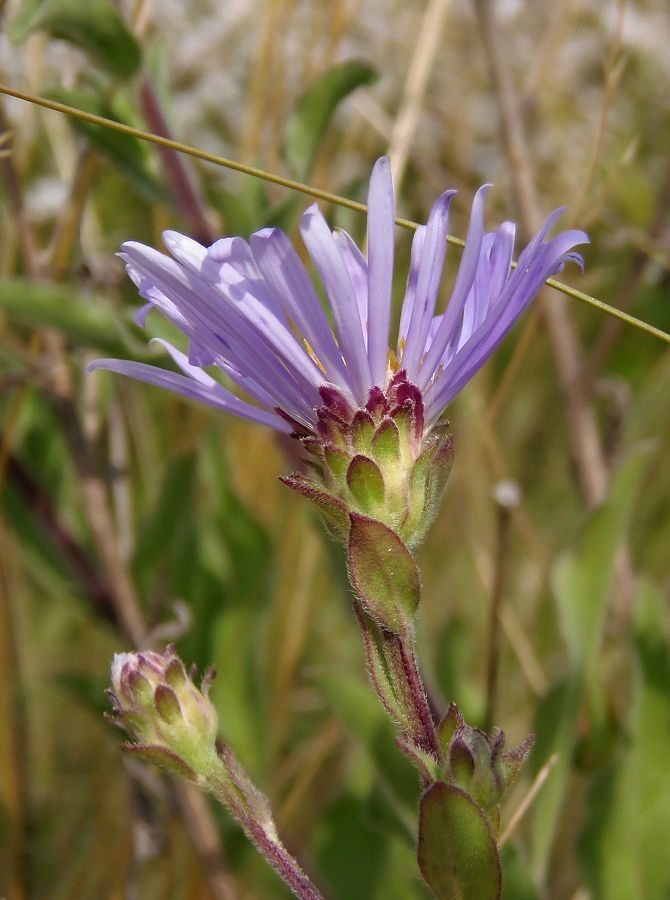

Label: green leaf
[280,474,349,540]
[132,454,198,584]
[0,278,144,356]
[318,672,419,830]
[284,60,378,179]
[314,790,421,900]
[530,445,652,882]
[417,782,502,900]
[528,676,581,882]
[577,579,670,899]
[47,88,168,204]
[552,445,652,688]
[348,513,420,635]
[632,580,670,897]
[500,844,542,900]
[9,0,142,80]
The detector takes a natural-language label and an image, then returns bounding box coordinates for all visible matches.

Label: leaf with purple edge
[418,782,502,900]
[122,743,198,782]
[280,473,350,539]
[347,513,420,635]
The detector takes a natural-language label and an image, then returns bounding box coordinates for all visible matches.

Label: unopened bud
[438,703,534,817]
[108,646,218,779]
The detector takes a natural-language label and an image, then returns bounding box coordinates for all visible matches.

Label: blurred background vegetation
[1,0,669,898]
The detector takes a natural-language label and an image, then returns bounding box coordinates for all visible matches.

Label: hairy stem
[205,763,326,900]
[355,602,440,762]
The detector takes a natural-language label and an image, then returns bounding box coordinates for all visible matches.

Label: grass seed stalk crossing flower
[90,157,587,544]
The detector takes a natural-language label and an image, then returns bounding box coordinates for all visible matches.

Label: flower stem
[242,821,326,900]
[354,603,439,763]
[395,634,440,757]
[203,758,326,900]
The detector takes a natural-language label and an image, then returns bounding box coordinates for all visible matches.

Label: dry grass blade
[498,753,559,848]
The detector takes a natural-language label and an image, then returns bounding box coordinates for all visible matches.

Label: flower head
[90,158,587,543]
[90,156,586,431]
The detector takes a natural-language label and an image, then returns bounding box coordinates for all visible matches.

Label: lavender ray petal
[207,259,325,396]
[201,233,289,325]
[121,242,318,420]
[513,208,566,273]
[397,225,426,352]
[366,156,395,386]
[163,232,313,383]
[153,337,278,408]
[133,301,154,327]
[455,235,493,353]
[400,190,456,380]
[249,227,353,392]
[88,359,291,432]
[300,204,372,402]
[488,222,516,307]
[333,229,368,340]
[150,338,218,386]
[425,228,588,419]
[417,184,491,391]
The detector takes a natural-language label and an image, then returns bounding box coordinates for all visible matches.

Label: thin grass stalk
[1,83,669,347]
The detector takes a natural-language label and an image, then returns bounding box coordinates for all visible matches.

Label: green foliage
[2,6,670,899]
[9,0,142,79]
[552,446,652,677]
[47,88,168,204]
[577,580,670,899]
[530,447,653,882]
[284,60,378,179]
[0,279,145,356]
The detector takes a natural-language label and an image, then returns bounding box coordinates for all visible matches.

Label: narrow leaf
[9,0,142,80]
[280,474,349,539]
[0,279,144,356]
[552,446,651,672]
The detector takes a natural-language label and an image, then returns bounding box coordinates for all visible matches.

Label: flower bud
[438,703,534,815]
[281,371,453,549]
[108,645,218,779]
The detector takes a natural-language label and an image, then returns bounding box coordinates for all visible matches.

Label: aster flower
[90,157,587,545]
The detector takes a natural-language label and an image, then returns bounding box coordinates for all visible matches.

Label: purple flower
[89,157,587,436]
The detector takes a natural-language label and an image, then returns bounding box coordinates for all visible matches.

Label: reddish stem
[137,78,215,245]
